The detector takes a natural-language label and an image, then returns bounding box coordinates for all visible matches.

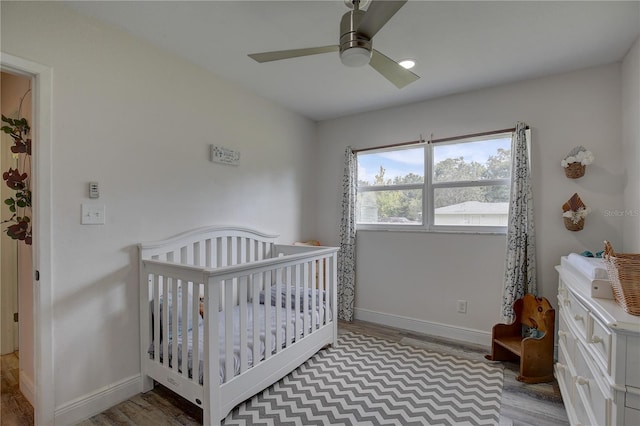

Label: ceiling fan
[248,0,419,89]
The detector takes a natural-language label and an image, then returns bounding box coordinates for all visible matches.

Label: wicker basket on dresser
[555,264,640,426]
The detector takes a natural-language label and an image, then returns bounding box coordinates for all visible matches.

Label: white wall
[316,64,625,342]
[1,1,317,422]
[622,36,640,252]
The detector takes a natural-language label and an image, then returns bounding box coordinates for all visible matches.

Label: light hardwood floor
[2,320,569,425]
[1,352,34,426]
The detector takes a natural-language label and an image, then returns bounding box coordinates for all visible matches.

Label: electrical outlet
[457,300,468,314]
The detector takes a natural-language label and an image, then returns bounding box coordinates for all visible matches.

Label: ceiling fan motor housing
[339,9,372,67]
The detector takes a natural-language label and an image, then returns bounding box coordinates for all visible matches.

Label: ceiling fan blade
[357,0,408,39]
[248,45,339,63]
[369,49,419,89]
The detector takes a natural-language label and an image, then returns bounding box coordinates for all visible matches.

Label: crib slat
[311,260,317,330]
[275,269,282,353]
[153,275,161,364]
[238,276,248,374]
[252,274,261,369]
[264,271,272,361]
[302,262,309,338]
[330,253,338,344]
[250,238,256,261]
[318,257,325,326]
[171,278,179,373]
[191,280,200,385]
[257,242,262,261]
[285,267,293,346]
[294,264,301,339]
[180,281,189,378]
[162,277,170,369]
[224,280,234,382]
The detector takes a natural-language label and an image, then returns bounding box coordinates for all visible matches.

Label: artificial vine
[1,89,32,244]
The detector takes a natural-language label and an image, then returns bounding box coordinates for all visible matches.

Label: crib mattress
[149,302,328,384]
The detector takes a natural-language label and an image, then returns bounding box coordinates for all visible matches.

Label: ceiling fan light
[340,47,372,67]
[399,59,416,70]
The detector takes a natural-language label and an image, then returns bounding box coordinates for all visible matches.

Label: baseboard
[354,307,491,347]
[54,374,141,425]
[19,370,35,406]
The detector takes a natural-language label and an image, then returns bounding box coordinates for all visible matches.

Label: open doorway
[1,71,35,419]
[1,52,54,425]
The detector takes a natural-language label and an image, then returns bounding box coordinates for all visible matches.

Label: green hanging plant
[2,113,32,245]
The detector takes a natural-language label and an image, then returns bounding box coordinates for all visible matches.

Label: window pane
[433,138,511,182]
[357,189,422,224]
[433,186,509,226]
[358,147,424,187]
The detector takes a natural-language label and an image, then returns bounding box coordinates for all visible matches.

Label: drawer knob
[557,363,566,371]
[576,376,589,386]
[558,331,567,338]
[574,314,583,321]
[591,335,603,344]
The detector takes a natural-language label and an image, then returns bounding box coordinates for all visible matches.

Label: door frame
[1,52,54,425]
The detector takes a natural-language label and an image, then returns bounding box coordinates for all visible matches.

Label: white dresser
[556,264,640,426]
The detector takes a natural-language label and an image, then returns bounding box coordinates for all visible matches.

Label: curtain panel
[502,123,537,322]
[337,147,357,321]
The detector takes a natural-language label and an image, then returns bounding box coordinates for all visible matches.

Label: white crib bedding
[149,301,329,385]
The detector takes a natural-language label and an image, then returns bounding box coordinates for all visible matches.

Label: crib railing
[144,233,277,267]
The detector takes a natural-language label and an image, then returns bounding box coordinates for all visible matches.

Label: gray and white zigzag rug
[223,332,503,425]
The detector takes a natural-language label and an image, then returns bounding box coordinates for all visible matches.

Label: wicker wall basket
[564,162,586,179]
[564,217,584,231]
[603,241,640,316]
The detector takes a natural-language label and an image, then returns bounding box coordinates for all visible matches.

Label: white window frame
[356,131,513,234]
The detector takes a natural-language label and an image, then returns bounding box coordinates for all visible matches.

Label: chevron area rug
[223,332,504,425]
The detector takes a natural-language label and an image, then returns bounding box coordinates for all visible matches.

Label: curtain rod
[352,126,525,154]
[352,138,423,154]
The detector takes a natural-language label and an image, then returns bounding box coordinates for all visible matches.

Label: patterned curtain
[337,147,357,321]
[502,123,537,323]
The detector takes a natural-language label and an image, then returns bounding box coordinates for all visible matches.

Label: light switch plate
[81,204,105,225]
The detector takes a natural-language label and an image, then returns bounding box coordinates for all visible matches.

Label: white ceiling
[65,1,639,121]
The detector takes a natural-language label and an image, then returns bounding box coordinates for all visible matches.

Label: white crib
[138,226,339,425]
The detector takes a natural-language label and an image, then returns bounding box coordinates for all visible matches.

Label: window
[356,132,512,232]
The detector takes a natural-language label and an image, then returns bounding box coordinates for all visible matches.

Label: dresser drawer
[589,313,612,374]
[627,337,640,389]
[574,342,609,426]
[625,407,640,426]
[627,389,640,410]
[556,342,574,404]
[558,312,575,362]
[565,291,588,341]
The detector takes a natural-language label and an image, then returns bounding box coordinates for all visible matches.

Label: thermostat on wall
[89,182,99,198]
[210,145,240,166]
